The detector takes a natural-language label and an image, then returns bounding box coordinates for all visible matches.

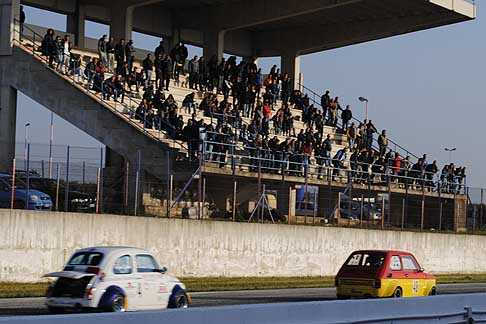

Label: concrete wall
[0,209,484,282]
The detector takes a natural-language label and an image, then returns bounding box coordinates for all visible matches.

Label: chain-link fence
[0,140,475,234]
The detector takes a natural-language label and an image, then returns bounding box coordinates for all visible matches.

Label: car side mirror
[158,267,167,274]
[418,268,424,273]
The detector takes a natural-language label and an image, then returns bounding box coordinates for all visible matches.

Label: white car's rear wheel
[111,295,126,312]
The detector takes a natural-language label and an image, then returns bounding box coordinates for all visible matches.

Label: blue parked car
[0,173,53,210]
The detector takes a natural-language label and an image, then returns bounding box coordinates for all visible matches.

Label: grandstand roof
[23,0,475,57]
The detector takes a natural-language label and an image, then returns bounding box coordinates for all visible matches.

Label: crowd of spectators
[37,29,467,194]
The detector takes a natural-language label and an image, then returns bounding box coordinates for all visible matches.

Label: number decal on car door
[413,280,419,294]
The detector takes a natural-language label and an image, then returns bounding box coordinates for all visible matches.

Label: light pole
[358,96,369,122]
[24,123,31,171]
[49,112,54,178]
[444,147,457,163]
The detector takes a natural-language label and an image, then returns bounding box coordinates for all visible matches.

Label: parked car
[335,250,436,299]
[44,247,190,313]
[0,173,52,210]
[339,200,382,220]
[16,175,96,212]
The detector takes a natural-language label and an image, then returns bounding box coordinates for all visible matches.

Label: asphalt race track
[1,283,486,317]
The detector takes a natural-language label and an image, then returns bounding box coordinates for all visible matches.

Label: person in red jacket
[393,152,402,182]
[263,103,272,129]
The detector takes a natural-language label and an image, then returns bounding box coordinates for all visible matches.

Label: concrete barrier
[1,294,486,323]
[2,209,486,281]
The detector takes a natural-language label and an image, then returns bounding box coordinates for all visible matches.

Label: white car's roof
[75,246,150,255]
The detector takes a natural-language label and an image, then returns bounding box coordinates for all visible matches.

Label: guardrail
[1,293,485,323]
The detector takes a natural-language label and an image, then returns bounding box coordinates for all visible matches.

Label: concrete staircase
[2,46,180,181]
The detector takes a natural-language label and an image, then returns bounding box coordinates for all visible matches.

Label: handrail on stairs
[12,19,189,153]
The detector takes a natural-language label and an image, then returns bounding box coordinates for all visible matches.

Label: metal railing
[199,133,466,195]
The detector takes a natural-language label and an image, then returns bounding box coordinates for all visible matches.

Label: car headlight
[30,195,40,201]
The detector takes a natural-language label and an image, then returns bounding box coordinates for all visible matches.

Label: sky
[14,4,485,187]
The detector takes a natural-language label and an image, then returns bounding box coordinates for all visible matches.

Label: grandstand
[0,0,476,231]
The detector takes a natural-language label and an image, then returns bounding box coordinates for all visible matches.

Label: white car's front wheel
[175,294,189,308]
[110,295,126,312]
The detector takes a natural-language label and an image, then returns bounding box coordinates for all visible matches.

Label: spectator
[323,134,332,167]
[199,56,208,91]
[425,160,438,190]
[133,68,144,92]
[103,75,117,101]
[161,54,171,91]
[125,40,136,72]
[315,144,327,179]
[256,68,263,98]
[154,39,166,57]
[106,36,116,73]
[20,6,25,38]
[57,35,71,74]
[410,159,425,187]
[378,130,388,157]
[171,42,188,80]
[97,34,108,67]
[347,122,357,152]
[456,167,466,193]
[54,36,63,70]
[84,57,96,89]
[188,55,199,90]
[114,39,126,73]
[118,63,130,102]
[93,59,105,93]
[263,88,274,108]
[143,53,154,87]
[154,53,164,89]
[332,147,348,181]
[182,92,196,114]
[320,90,330,119]
[281,73,292,104]
[365,120,377,150]
[328,98,339,126]
[341,105,352,130]
[41,29,55,68]
[70,52,82,82]
[392,152,402,182]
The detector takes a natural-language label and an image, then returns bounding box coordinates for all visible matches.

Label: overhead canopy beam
[254,8,474,57]
[191,0,363,32]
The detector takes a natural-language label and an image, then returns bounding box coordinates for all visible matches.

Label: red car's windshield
[344,252,386,269]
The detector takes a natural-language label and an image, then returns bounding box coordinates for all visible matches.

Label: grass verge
[3,274,486,298]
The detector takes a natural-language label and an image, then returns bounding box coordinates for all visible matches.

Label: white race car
[44,246,190,313]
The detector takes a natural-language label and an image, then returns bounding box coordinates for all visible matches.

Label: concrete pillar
[66,0,86,48]
[203,29,225,61]
[103,147,127,213]
[0,0,20,56]
[0,85,17,172]
[281,51,301,91]
[109,5,133,41]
